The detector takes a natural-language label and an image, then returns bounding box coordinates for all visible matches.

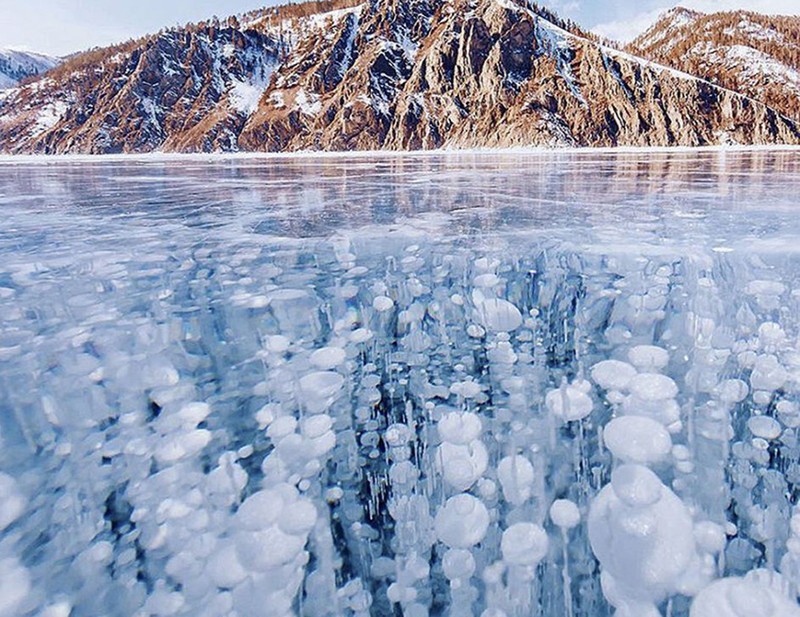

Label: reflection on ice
[1,151,800,616]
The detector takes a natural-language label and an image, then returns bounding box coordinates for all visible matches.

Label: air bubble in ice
[442,549,477,580]
[550,499,581,530]
[0,559,31,617]
[236,489,286,530]
[475,298,523,333]
[747,416,782,441]
[267,416,297,440]
[301,414,334,439]
[716,379,750,404]
[299,371,345,412]
[628,346,670,372]
[603,416,672,464]
[497,455,535,506]
[629,373,679,401]
[176,402,211,427]
[384,423,413,447]
[546,384,594,422]
[438,441,489,491]
[450,380,483,399]
[350,328,374,344]
[438,412,483,445]
[750,355,788,392]
[589,465,701,609]
[501,523,549,566]
[690,571,800,617]
[693,521,727,555]
[373,296,395,313]
[435,494,490,548]
[310,347,347,369]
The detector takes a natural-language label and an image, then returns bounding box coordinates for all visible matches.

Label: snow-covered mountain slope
[628,8,800,121]
[0,0,798,153]
[0,48,59,90]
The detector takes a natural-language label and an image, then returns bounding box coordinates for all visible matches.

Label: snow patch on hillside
[695,43,800,94]
[229,62,279,116]
[295,89,322,116]
[723,19,782,43]
[0,48,59,91]
[32,101,68,136]
[230,81,267,115]
[307,4,364,29]
[245,3,364,38]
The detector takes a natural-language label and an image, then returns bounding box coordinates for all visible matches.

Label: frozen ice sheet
[1,150,800,616]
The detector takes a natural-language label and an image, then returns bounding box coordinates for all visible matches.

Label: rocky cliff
[628,7,800,121]
[0,21,284,153]
[0,0,798,153]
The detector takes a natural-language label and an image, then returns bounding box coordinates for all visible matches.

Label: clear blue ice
[1,151,800,616]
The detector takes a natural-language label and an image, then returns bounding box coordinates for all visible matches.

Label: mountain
[0,1,365,153]
[0,0,798,154]
[628,7,800,121]
[0,49,59,90]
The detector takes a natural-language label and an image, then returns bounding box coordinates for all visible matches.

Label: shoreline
[1,144,799,164]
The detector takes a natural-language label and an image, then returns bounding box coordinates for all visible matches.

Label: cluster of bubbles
[3,202,800,616]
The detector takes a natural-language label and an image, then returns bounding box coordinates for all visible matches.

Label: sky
[1,0,799,56]
[579,0,800,42]
[0,1,270,56]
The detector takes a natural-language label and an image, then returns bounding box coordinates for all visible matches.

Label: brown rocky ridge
[0,0,798,153]
[628,7,800,121]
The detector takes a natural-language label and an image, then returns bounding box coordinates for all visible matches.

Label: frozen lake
[1,150,800,616]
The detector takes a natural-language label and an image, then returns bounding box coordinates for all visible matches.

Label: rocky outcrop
[0,0,798,153]
[242,0,799,150]
[238,0,438,151]
[380,1,799,148]
[0,22,284,153]
[628,8,800,121]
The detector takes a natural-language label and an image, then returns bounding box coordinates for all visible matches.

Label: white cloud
[593,7,672,43]
[593,0,800,43]
[0,0,270,56]
[2,0,798,55]
[549,0,582,17]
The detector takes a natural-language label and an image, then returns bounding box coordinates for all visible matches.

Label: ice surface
[1,150,800,616]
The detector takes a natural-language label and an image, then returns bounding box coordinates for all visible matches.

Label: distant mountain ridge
[628,7,800,121]
[0,49,59,91]
[0,0,798,153]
